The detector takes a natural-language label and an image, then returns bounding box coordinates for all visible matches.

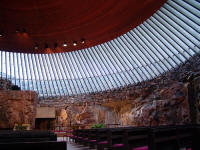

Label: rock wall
[0,91,38,129]
[0,79,12,90]
[190,76,200,124]
[38,54,200,129]
[127,82,190,126]
[38,81,191,128]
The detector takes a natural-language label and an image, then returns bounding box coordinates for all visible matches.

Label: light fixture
[34,43,39,50]
[63,42,67,47]
[16,28,20,33]
[73,41,77,46]
[0,32,3,37]
[81,38,85,44]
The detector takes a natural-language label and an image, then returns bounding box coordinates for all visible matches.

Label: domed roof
[0,0,166,53]
[0,0,199,98]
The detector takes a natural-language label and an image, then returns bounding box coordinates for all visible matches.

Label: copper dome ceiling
[0,0,199,97]
[0,0,166,53]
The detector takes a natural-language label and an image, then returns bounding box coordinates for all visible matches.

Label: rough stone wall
[39,81,190,128]
[0,91,38,129]
[0,79,12,90]
[192,77,200,123]
[127,82,190,126]
[38,54,200,128]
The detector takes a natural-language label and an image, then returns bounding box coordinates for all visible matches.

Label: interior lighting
[34,43,39,50]
[63,42,67,47]
[16,28,20,33]
[73,41,77,46]
[81,38,85,44]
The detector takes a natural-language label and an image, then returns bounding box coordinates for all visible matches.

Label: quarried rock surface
[37,54,200,129]
[0,91,37,129]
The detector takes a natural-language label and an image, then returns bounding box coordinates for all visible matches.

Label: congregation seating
[70,125,200,150]
[0,130,66,150]
[123,127,149,150]
[149,125,195,150]
[0,141,66,150]
[0,130,57,143]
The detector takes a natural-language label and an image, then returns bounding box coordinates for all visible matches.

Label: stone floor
[67,143,91,150]
[57,137,96,150]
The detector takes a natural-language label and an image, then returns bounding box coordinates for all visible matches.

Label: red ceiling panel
[0,0,167,53]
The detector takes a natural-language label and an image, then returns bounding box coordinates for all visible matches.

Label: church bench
[72,125,200,150]
[0,141,66,150]
[0,130,57,143]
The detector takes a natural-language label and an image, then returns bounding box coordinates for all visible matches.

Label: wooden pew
[101,127,148,150]
[69,129,79,143]
[0,141,66,150]
[192,125,200,150]
[97,128,113,150]
[177,125,193,149]
[105,128,125,150]
[0,130,66,150]
[72,128,98,148]
[0,130,57,143]
[87,129,99,148]
[148,125,195,150]
[73,128,112,149]
[148,126,180,150]
[76,129,90,145]
[123,127,149,150]
[72,125,199,150]
[75,129,84,143]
